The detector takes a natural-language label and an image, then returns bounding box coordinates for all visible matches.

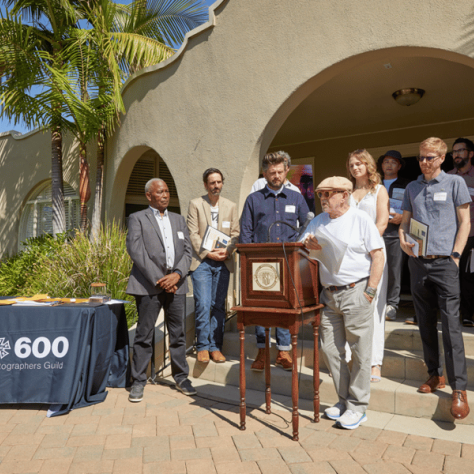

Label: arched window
[18,182,80,250]
[125,150,180,217]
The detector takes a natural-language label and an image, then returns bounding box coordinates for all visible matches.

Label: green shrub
[0,222,138,328]
[0,234,66,296]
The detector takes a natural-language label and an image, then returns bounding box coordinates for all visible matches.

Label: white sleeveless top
[350,184,382,223]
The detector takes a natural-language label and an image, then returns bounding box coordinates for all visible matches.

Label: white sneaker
[385,305,397,321]
[324,402,346,421]
[336,410,367,429]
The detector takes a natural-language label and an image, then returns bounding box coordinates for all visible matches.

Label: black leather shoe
[128,384,144,403]
[176,379,197,396]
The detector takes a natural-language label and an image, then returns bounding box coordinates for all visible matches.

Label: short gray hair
[262,151,291,172]
[145,178,166,193]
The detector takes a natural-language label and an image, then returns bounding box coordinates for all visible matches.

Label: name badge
[222,221,231,228]
[285,205,296,213]
[177,231,184,239]
[433,192,447,202]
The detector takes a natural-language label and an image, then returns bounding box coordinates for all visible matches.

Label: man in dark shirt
[448,138,474,327]
[378,150,410,322]
[240,151,309,371]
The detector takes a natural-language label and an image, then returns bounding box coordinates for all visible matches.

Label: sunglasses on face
[417,154,440,162]
[317,190,344,199]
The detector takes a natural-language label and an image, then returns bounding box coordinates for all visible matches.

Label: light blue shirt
[151,206,175,270]
[402,171,471,255]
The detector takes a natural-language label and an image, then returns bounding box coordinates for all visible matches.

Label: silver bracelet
[365,286,377,298]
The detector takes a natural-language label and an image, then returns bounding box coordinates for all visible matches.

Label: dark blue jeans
[191,259,230,352]
[255,326,291,350]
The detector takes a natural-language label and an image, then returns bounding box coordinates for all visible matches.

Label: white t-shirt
[302,207,383,287]
[210,204,218,229]
[250,177,301,194]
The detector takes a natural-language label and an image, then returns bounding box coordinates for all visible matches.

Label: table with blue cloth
[0,300,130,416]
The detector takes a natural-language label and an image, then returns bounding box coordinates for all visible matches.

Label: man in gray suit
[126,178,195,402]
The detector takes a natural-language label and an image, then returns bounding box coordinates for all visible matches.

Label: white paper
[12,301,57,306]
[201,225,230,251]
[105,299,132,305]
[406,234,419,257]
[177,231,184,239]
[285,205,295,213]
[434,192,447,201]
[304,226,347,275]
[222,221,231,228]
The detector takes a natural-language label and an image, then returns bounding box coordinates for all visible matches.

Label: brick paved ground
[1,383,473,473]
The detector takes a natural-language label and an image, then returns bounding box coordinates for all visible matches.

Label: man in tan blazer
[187,168,240,363]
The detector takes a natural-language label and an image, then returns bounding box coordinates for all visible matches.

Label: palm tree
[83,0,208,239]
[1,0,208,238]
[0,0,89,236]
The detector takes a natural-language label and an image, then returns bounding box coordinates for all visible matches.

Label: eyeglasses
[317,190,344,199]
[452,148,468,155]
[417,155,440,162]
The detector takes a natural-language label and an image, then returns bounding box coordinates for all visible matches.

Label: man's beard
[454,157,470,169]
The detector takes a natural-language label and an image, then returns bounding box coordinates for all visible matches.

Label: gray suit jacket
[126,207,192,296]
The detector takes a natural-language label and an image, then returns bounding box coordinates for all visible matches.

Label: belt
[326,277,368,293]
[422,255,449,260]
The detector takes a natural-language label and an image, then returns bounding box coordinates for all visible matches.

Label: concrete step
[221,331,474,388]
[225,312,474,355]
[186,354,474,425]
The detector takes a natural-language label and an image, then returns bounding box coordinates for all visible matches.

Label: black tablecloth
[0,301,129,416]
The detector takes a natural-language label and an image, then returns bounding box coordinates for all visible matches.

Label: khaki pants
[321,279,374,413]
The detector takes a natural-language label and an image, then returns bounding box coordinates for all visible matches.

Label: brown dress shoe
[418,375,446,393]
[275,350,293,371]
[210,350,226,363]
[451,390,470,420]
[251,348,266,371]
[197,350,209,363]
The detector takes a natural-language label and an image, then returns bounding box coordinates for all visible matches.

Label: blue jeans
[255,326,291,350]
[191,259,230,352]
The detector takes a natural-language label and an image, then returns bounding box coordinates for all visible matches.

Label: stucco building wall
[2,0,474,255]
[106,0,474,220]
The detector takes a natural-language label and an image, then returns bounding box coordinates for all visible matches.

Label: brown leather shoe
[210,350,226,363]
[418,375,446,393]
[197,350,209,363]
[451,390,470,420]
[275,350,293,371]
[251,348,266,371]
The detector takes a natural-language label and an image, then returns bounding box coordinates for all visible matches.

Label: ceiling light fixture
[392,88,425,106]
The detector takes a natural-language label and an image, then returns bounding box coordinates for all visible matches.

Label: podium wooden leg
[291,332,299,441]
[313,322,320,423]
[238,322,246,431]
[265,327,271,415]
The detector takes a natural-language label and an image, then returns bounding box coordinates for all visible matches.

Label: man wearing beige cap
[301,176,384,429]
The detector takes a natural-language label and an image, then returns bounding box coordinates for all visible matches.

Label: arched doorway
[250,47,474,296]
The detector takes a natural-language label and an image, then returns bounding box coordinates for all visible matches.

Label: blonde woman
[347,149,389,382]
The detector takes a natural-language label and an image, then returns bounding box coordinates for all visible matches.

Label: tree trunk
[90,126,105,241]
[51,126,66,236]
[79,140,91,232]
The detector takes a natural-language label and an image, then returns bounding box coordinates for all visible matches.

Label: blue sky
[0,0,217,134]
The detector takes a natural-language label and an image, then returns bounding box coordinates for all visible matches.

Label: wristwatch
[451,252,461,259]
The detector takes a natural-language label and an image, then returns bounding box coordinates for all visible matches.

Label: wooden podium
[231,242,323,441]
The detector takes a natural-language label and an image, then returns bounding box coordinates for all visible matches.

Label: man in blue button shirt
[399,137,471,420]
[240,151,309,371]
